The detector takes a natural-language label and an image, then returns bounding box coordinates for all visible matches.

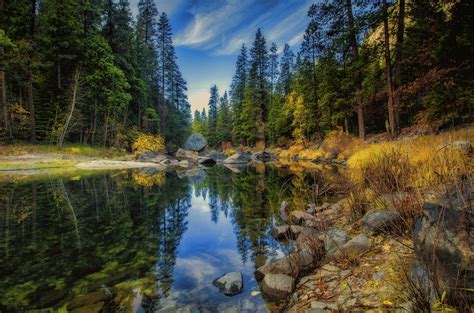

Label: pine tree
[207,85,219,147]
[277,44,294,96]
[230,44,248,145]
[243,29,268,146]
[216,91,231,145]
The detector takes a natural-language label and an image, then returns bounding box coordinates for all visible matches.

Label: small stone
[311,301,328,309]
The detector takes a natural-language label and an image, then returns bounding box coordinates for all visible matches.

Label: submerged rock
[360,209,401,235]
[212,272,243,296]
[184,133,208,152]
[261,274,295,300]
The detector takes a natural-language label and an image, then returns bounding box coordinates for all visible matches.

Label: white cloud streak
[175,0,313,55]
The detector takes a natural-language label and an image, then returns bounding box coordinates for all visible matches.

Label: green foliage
[0,0,190,147]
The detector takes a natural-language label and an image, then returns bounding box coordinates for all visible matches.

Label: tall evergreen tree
[230,44,248,144]
[207,85,219,147]
[242,29,268,146]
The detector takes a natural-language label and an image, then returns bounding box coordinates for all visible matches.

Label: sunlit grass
[348,126,473,188]
[0,143,125,158]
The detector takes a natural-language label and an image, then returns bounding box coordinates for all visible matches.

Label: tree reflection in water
[0,164,339,311]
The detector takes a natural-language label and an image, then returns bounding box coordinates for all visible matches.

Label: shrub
[131,133,165,155]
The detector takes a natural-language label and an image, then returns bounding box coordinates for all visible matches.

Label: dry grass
[348,126,473,189]
[278,129,364,161]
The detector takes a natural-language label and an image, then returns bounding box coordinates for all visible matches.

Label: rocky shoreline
[249,179,473,312]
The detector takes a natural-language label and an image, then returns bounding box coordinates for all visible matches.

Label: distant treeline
[0,0,191,149]
[195,0,473,148]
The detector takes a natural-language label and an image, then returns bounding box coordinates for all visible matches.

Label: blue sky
[130,0,314,112]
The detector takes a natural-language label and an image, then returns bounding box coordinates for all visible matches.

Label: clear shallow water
[0,164,337,312]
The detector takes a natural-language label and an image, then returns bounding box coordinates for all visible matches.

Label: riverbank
[257,126,473,312]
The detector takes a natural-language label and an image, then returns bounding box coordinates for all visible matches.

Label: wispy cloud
[174,0,313,55]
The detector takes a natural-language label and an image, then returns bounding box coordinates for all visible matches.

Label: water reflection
[0,164,342,312]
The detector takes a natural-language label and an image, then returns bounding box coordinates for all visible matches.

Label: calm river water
[0,164,343,312]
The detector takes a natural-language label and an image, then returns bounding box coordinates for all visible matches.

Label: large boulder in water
[212,272,243,296]
[184,133,208,152]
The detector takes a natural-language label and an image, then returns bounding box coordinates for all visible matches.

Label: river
[0,163,345,312]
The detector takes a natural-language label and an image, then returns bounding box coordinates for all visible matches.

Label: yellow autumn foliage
[132,172,165,188]
[131,133,165,155]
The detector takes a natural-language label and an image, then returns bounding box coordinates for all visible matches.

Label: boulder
[184,133,208,152]
[255,251,314,281]
[222,152,252,164]
[136,152,168,163]
[271,225,290,240]
[360,209,402,235]
[176,148,199,162]
[413,200,473,302]
[212,272,243,296]
[296,228,324,255]
[290,210,315,225]
[327,234,371,259]
[261,274,295,300]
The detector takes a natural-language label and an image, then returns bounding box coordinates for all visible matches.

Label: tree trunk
[27,67,36,143]
[394,0,405,129]
[345,0,365,139]
[383,0,396,136]
[92,96,97,144]
[103,108,110,146]
[58,69,80,147]
[0,69,8,135]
